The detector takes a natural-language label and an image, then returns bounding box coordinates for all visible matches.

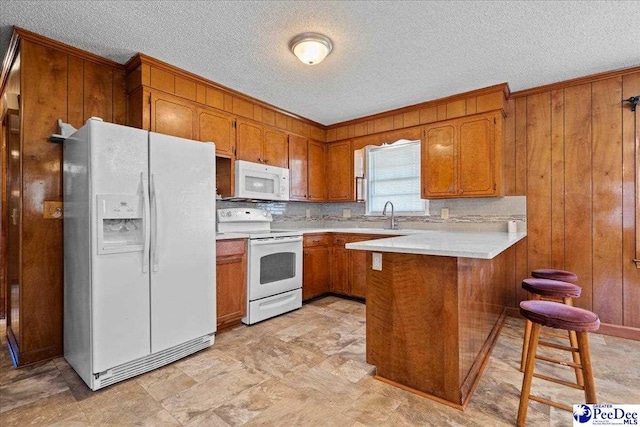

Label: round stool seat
[531,268,578,283]
[522,278,581,299]
[520,300,600,332]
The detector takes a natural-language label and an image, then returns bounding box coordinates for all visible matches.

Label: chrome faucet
[382,201,397,230]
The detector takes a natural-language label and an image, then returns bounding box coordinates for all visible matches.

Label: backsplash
[217,196,527,232]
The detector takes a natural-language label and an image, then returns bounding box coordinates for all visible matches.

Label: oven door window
[260,252,296,284]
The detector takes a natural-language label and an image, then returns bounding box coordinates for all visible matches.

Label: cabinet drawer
[333,234,349,245]
[216,239,246,257]
[348,234,396,243]
[304,234,331,247]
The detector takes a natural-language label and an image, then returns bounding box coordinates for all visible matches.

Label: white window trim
[364,139,429,216]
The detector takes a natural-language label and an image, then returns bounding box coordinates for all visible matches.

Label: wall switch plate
[44,201,63,219]
[440,208,449,219]
[343,208,351,218]
[305,209,311,219]
[372,253,382,271]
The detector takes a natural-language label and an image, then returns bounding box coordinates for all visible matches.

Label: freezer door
[88,120,152,373]
[149,132,216,353]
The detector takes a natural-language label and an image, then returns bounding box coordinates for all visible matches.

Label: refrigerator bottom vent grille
[96,334,214,389]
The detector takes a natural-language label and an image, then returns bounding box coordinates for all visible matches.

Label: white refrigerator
[63,118,216,390]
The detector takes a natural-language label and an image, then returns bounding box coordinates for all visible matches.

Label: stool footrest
[538,340,579,353]
[540,329,570,339]
[532,372,584,390]
[535,354,582,369]
[530,395,572,412]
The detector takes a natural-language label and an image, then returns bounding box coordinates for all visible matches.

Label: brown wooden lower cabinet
[302,234,331,300]
[303,233,394,300]
[216,239,247,330]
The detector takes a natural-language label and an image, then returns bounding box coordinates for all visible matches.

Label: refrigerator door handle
[141,172,150,273]
[151,173,159,272]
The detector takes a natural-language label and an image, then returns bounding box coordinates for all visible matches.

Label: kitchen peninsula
[346,231,526,409]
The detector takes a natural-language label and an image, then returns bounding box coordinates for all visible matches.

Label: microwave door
[241,170,278,198]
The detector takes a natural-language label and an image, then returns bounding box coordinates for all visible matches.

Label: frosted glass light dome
[289,33,333,65]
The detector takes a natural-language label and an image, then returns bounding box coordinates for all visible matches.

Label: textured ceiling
[1,1,639,125]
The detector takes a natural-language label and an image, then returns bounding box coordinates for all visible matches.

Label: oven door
[248,236,302,301]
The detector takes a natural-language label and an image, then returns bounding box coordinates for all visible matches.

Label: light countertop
[344,230,526,259]
[216,227,526,259]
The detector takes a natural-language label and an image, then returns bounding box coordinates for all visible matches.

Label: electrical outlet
[343,208,351,218]
[440,208,449,219]
[372,253,382,271]
[305,209,311,219]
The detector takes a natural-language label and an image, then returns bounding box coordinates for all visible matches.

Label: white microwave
[234,160,290,201]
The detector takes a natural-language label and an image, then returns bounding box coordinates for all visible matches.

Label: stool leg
[576,332,597,404]
[520,293,540,372]
[563,297,584,387]
[518,323,541,427]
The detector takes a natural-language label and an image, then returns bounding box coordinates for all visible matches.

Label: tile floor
[0,296,639,426]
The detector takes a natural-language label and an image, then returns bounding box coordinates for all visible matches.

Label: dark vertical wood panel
[550,90,565,270]
[514,98,528,195]
[503,98,516,195]
[514,98,529,303]
[67,56,83,128]
[564,84,593,310]
[621,72,640,328]
[526,93,553,272]
[83,61,112,121]
[591,78,623,324]
[20,40,67,353]
[112,70,126,124]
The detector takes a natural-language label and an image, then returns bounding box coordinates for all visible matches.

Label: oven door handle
[250,236,303,246]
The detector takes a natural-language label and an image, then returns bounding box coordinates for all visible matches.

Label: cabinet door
[216,240,247,330]
[150,92,197,140]
[198,108,236,157]
[288,135,308,200]
[348,235,376,299]
[307,140,326,201]
[326,140,353,201]
[263,128,289,168]
[421,123,457,198]
[330,235,350,295]
[458,114,497,196]
[303,246,331,300]
[236,119,263,163]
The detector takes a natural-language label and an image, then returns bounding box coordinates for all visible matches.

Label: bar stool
[520,278,582,382]
[517,300,600,427]
[531,268,579,283]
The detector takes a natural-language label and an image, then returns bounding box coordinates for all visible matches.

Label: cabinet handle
[312,239,320,243]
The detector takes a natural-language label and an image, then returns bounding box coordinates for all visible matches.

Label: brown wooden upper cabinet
[150,91,197,140]
[197,108,236,157]
[236,119,288,168]
[289,135,326,201]
[326,140,353,201]
[421,110,503,199]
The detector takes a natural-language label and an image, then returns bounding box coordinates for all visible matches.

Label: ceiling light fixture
[289,33,333,66]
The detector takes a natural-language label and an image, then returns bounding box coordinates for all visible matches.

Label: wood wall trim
[125,53,324,130]
[327,83,510,131]
[511,65,640,98]
[13,27,123,70]
[0,29,20,96]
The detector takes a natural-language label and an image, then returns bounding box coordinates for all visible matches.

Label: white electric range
[217,208,302,324]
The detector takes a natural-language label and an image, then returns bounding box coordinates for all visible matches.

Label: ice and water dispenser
[97,194,144,254]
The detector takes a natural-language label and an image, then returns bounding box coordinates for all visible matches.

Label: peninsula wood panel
[510,71,640,330]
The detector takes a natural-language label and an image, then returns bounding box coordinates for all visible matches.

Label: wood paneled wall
[3,29,125,365]
[504,69,640,333]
